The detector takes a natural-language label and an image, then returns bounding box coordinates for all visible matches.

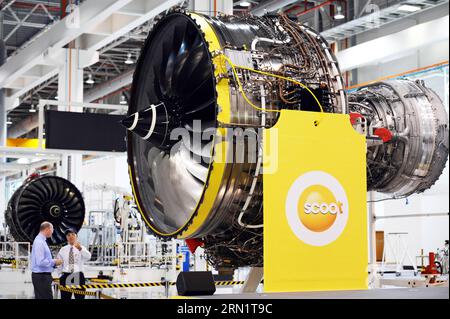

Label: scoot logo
[286,171,349,246]
[299,185,343,232]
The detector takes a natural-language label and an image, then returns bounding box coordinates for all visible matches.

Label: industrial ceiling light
[334,5,345,20]
[86,73,95,84]
[398,4,422,12]
[6,117,12,125]
[29,104,37,113]
[240,1,251,7]
[120,95,128,105]
[54,95,59,100]
[125,52,134,65]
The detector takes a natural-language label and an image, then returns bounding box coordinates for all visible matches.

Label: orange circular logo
[286,171,349,246]
[297,185,342,232]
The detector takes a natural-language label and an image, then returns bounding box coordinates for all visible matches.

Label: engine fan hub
[48,204,62,218]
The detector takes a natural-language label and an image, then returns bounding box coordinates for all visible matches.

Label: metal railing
[118,242,152,268]
[0,242,31,269]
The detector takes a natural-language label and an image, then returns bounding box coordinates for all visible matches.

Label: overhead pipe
[284,5,303,15]
[10,1,61,13]
[60,0,68,18]
[295,0,341,16]
[284,0,311,15]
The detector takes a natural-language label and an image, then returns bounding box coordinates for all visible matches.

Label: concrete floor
[203,287,449,299]
[0,281,447,299]
[0,267,240,299]
[0,283,34,299]
[0,281,238,299]
[0,268,447,299]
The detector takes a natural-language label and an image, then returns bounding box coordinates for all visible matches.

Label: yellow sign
[263,110,368,292]
[7,138,45,148]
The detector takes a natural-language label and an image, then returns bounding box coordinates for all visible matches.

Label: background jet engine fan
[5,175,85,245]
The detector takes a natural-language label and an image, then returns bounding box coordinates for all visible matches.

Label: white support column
[56,48,98,186]
[1,12,7,226]
[0,179,5,227]
[368,191,380,288]
[368,191,376,265]
[57,48,99,111]
[58,49,83,112]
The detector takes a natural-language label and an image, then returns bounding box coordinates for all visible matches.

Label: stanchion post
[162,277,169,298]
[95,290,101,299]
[53,283,59,299]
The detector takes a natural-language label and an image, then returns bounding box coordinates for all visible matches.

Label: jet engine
[124,11,448,269]
[349,80,449,197]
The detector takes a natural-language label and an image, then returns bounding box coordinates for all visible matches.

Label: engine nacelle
[125,10,448,268]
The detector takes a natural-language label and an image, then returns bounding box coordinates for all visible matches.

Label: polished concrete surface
[0,267,239,299]
[1,282,447,299]
[0,282,236,299]
[204,287,449,299]
[0,268,447,299]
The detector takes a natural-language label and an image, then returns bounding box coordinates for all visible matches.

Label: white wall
[355,5,449,83]
[81,155,131,212]
[356,40,449,84]
[82,155,131,190]
[374,172,449,264]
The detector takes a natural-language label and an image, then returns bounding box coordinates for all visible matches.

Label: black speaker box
[176,271,216,296]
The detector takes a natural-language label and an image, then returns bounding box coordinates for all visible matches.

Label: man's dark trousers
[32,272,53,299]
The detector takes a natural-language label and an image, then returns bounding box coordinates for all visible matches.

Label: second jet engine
[5,174,85,245]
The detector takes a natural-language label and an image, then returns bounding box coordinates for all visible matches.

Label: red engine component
[25,172,40,183]
[422,252,440,275]
[185,238,204,254]
[374,127,393,143]
[349,112,364,125]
